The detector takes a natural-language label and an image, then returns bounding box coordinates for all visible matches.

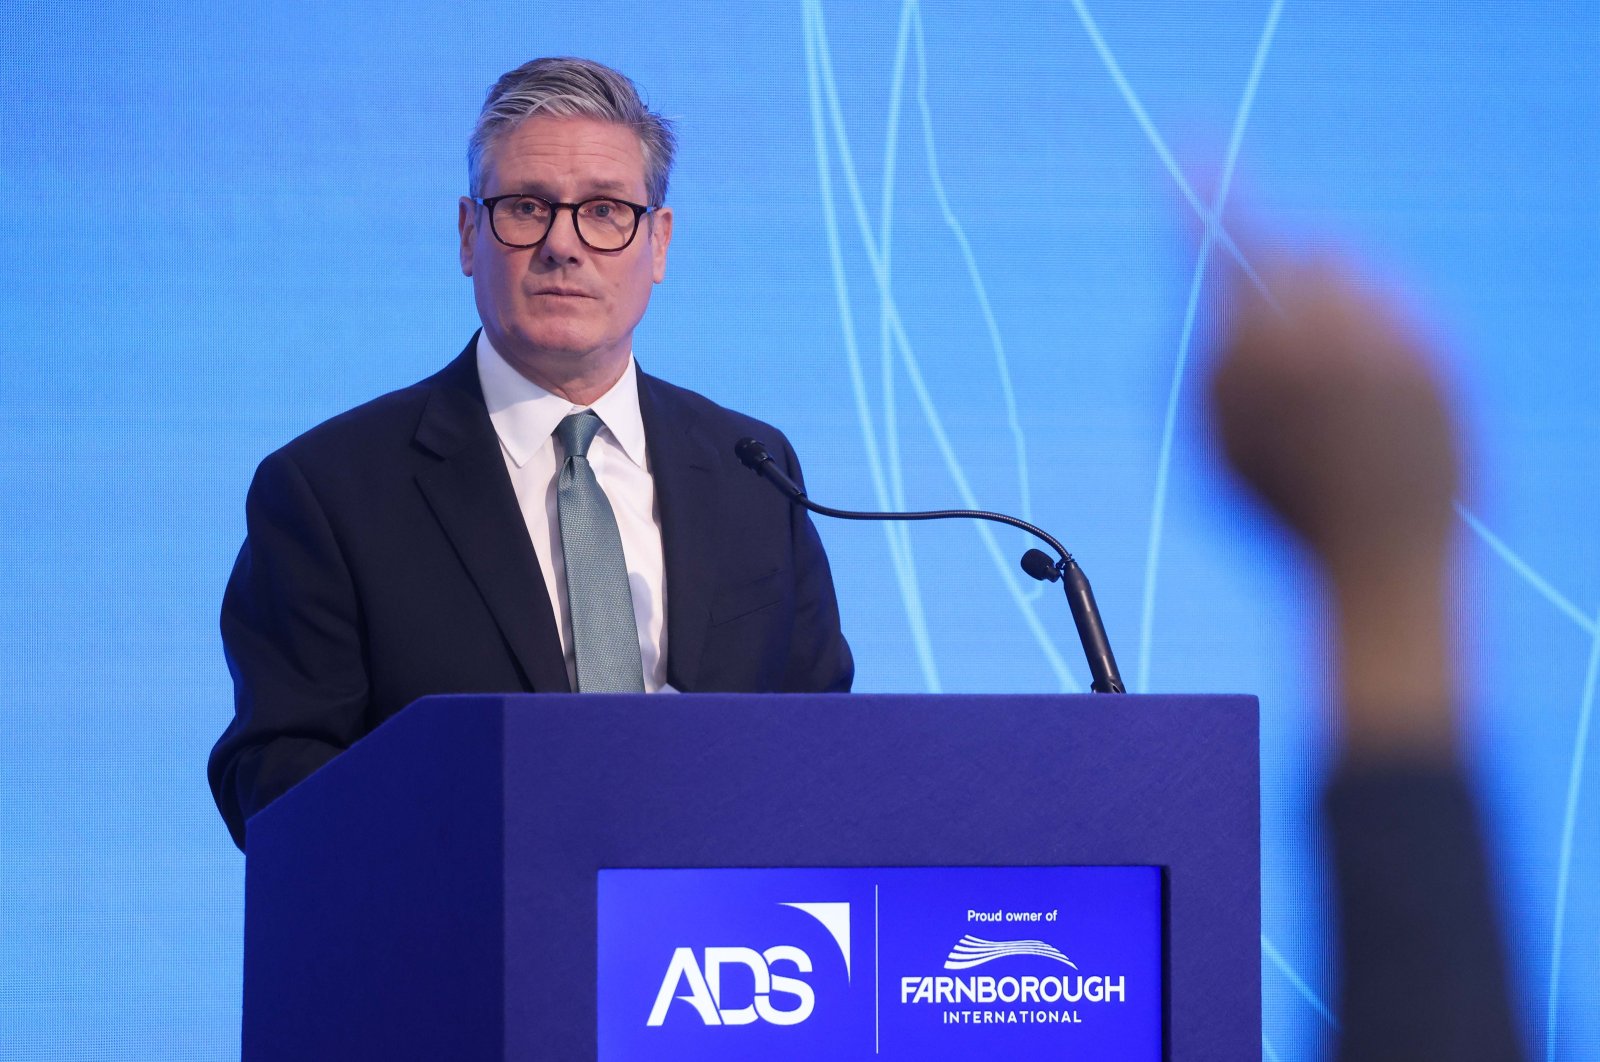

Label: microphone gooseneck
[736,437,1125,694]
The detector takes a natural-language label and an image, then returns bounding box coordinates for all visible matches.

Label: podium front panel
[246,692,1258,1060]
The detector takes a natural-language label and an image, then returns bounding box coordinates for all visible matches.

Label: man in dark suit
[209,58,853,850]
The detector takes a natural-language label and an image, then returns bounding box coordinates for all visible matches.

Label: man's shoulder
[261,345,477,482]
[249,342,480,499]
[289,375,434,451]
[636,369,791,448]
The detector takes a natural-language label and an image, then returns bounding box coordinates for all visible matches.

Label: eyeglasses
[471,194,656,252]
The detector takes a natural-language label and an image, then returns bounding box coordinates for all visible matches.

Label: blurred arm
[1207,259,1522,1061]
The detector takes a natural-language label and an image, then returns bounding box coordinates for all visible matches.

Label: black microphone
[1020,549,1059,582]
[736,438,1125,694]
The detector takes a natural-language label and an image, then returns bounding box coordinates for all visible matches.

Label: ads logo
[646,901,852,1028]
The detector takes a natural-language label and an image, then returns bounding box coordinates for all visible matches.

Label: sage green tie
[554,411,646,693]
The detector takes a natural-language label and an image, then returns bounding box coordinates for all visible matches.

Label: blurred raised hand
[1207,259,1462,760]
[1206,254,1524,1060]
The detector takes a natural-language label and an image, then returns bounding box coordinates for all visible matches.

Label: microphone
[1020,549,1059,582]
[736,438,1125,694]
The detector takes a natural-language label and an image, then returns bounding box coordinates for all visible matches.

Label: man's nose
[540,206,585,262]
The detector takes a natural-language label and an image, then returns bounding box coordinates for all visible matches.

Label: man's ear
[458,197,478,277]
[649,206,673,284]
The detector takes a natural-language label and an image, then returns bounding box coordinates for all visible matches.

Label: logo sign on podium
[598,866,1162,1060]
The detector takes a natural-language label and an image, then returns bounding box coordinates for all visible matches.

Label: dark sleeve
[772,435,853,692]
[207,449,371,851]
[1326,760,1524,1062]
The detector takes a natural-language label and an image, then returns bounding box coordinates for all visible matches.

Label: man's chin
[502,328,623,370]
[507,321,592,352]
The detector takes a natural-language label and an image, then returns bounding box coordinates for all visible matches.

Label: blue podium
[242,693,1258,1060]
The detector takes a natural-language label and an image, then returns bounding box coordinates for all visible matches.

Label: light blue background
[2,2,1595,1059]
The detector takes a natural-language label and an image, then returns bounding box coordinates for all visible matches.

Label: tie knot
[555,410,603,459]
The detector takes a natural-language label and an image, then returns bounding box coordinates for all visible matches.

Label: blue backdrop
[2,2,1595,1059]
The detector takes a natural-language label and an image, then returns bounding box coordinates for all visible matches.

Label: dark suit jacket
[1327,762,1524,1061]
[208,336,853,849]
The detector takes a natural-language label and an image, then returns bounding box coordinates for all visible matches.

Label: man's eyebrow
[500,179,641,199]
[578,178,639,197]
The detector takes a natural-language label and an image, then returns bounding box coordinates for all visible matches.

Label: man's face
[459,115,672,385]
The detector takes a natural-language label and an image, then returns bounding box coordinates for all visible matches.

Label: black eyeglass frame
[470,194,657,251]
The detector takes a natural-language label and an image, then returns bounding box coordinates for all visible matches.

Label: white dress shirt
[476,332,671,693]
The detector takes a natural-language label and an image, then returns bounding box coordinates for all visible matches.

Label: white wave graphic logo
[943,935,1078,971]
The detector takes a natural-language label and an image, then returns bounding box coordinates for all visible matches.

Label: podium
[243,693,1258,1059]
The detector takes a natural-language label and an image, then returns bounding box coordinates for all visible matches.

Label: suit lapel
[413,338,571,694]
[638,370,719,691]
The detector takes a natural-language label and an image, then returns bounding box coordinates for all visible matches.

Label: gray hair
[468,57,677,206]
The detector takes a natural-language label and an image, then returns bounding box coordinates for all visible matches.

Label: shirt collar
[476,331,649,471]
